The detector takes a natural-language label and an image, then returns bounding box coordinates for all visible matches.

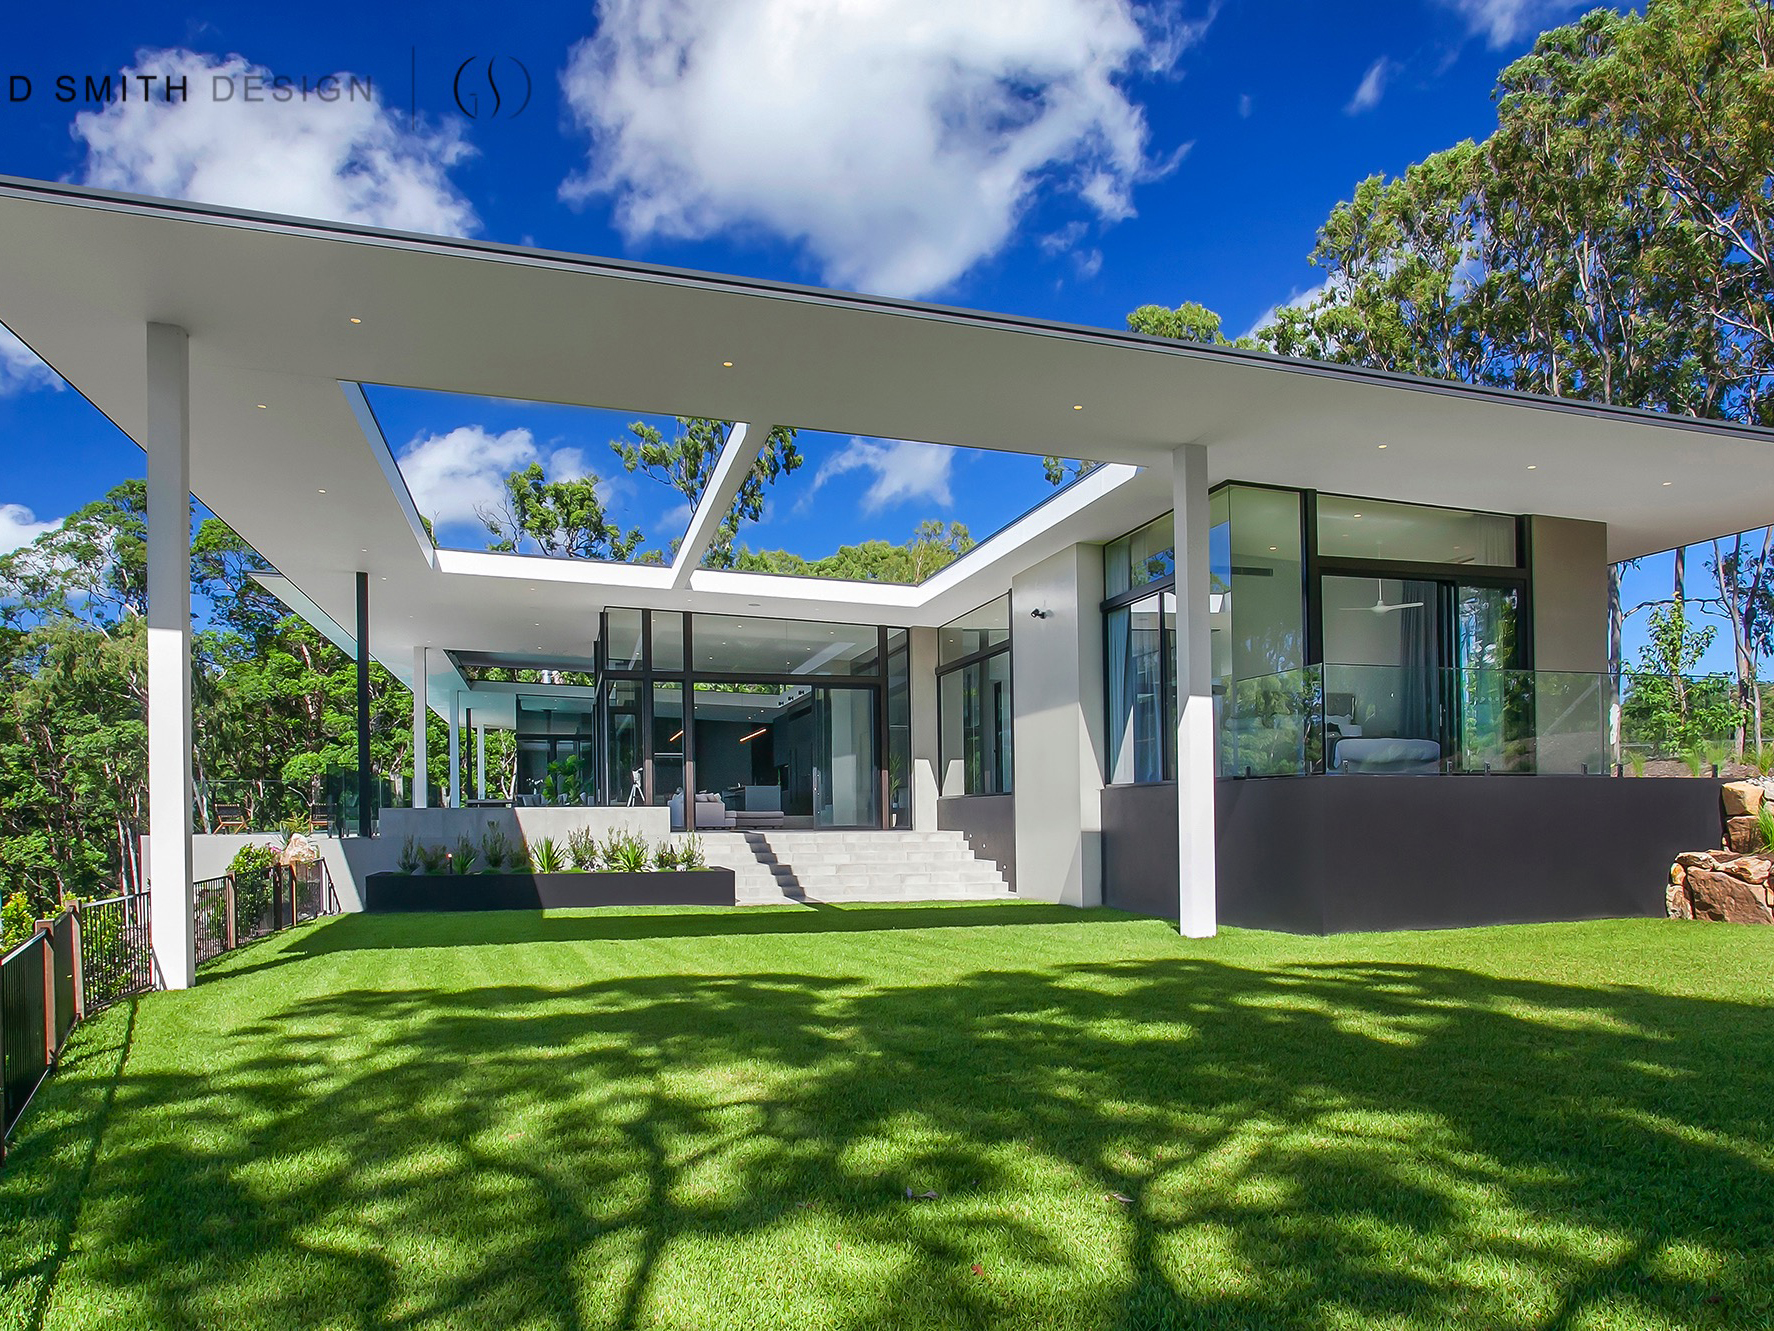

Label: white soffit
[3,176,1774,661]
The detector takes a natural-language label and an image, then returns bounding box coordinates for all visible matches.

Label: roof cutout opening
[360,383,740,565]
[721,429,1093,584]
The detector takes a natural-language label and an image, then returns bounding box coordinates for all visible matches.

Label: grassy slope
[1,905,1771,1330]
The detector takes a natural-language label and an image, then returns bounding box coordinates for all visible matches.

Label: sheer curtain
[1398,580,1439,741]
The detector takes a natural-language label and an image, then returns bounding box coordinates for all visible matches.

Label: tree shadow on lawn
[23,942,1774,1330]
[268,901,1123,959]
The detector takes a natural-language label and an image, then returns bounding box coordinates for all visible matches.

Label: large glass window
[887,628,912,827]
[1316,495,1516,566]
[939,598,1009,665]
[936,598,1013,796]
[514,695,597,804]
[1105,516,1175,599]
[692,613,879,676]
[1106,592,1174,783]
[652,682,685,807]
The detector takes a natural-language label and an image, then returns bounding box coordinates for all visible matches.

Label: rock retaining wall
[1668,780,1774,924]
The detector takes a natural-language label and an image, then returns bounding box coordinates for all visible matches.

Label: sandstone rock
[1685,867,1774,924]
[1666,881,1693,920]
[1676,851,1717,871]
[1671,863,1688,886]
[1725,816,1765,855]
[1723,780,1766,819]
[1721,855,1773,885]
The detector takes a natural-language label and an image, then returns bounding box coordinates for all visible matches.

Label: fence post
[35,921,54,1065]
[69,903,85,1022]
[224,874,237,951]
[288,866,298,927]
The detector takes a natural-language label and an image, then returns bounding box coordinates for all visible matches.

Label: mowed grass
[2,904,1772,1330]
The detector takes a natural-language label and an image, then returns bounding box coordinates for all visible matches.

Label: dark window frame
[935,595,1015,797]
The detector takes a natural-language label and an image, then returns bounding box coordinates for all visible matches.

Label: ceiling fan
[1369,578,1423,615]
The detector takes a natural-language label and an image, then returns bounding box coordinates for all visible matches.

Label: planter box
[364,869,736,913]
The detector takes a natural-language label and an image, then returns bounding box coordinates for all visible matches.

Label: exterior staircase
[690,830,1014,905]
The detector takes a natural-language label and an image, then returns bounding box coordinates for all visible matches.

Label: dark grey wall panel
[1101,782,1179,918]
[937,794,1016,889]
[1102,776,1721,932]
[1216,776,1721,933]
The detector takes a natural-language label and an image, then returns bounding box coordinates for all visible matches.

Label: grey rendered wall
[1010,543,1107,905]
[936,793,1016,888]
[1529,515,1609,673]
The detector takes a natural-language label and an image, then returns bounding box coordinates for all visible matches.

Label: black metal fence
[1,861,341,1150]
[79,894,154,1010]
[194,859,340,968]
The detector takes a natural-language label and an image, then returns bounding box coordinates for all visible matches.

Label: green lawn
[2,904,1771,1330]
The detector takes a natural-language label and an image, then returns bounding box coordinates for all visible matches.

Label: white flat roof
[2,174,1771,687]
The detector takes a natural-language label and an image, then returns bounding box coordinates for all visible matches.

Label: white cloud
[72,49,477,235]
[1435,0,1585,48]
[0,503,62,555]
[396,426,545,529]
[1237,93,1253,118]
[560,0,1211,297]
[806,438,956,514]
[1346,58,1393,115]
[0,327,61,396]
[1240,275,1337,343]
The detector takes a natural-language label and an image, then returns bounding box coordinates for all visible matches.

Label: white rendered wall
[1174,444,1217,937]
[145,323,195,990]
[1529,515,1609,674]
[1009,543,1106,906]
[412,645,429,808]
[909,627,940,829]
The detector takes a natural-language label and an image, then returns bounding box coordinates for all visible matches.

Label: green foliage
[565,826,600,872]
[450,837,479,874]
[481,462,642,561]
[652,839,680,871]
[735,520,973,584]
[397,836,421,874]
[528,837,564,875]
[1755,803,1774,853]
[227,843,279,928]
[1621,607,1743,756]
[417,843,450,874]
[480,823,514,873]
[679,834,706,871]
[1,889,34,952]
[601,827,651,874]
[611,417,801,568]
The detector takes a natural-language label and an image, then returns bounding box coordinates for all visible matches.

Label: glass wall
[1104,516,1180,784]
[599,607,905,827]
[937,597,1013,795]
[514,694,598,804]
[1316,494,1516,566]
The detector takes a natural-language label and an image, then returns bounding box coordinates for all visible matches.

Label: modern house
[0,175,1765,989]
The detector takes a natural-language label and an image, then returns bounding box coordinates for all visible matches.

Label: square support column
[475,716,486,800]
[412,645,429,809]
[355,572,373,837]
[908,627,940,829]
[145,322,195,990]
[1173,443,1217,937]
[448,691,462,809]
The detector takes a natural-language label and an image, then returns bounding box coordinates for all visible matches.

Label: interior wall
[1010,543,1106,906]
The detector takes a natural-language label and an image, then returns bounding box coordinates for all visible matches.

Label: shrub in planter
[397,835,421,873]
[565,825,599,872]
[228,842,279,929]
[417,842,450,874]
[529,836,564,874]
[451,836,479,873]
[653,839,680,871]
[481,822,514,872]
[680,834,706,870]
[602,828,650,874]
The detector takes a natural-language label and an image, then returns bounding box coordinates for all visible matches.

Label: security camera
[1030,607,1053,620]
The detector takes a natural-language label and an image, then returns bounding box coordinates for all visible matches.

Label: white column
[448,691,462,808]
[1174,443,1217,937]
[908,627,940,827]
[475,718,486,800]
[412,645,428,809]
[146,323,195,990]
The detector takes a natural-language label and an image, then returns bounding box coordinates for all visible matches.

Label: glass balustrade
[1217,666,1747,778]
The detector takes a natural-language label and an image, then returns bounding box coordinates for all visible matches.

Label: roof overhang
[3,174,1773,676]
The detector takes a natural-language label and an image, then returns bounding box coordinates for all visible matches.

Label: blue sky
[0,0,1733,665]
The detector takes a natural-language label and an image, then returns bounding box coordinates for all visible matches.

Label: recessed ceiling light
[316,488,327,494]
[1527,464,1537,470]
[1662,481,1672,487]
[1072,404,1083,410]
[721,361,734,367]
[1351,513,1362,518]
[255,403,267,409]
[1376,443,1388,449]
[1269,546,1278,551]
[349,317,362,324]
